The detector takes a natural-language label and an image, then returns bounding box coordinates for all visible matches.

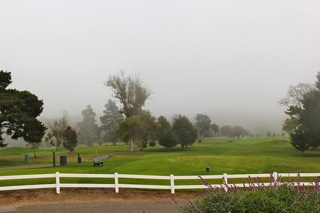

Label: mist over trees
[219,125,249,140]
[45,112,78,152]
[219,125,233,138]
[282,72,320,152]
[157,116,177,150]
[232,126,250,139]
[210,123,219,137]
[105,70,151,118]
[72,71,253,151]
[0,71,47,148]
[62,126,78,153]
[100,99,123,145]
[45,111,69,150]
[77,105,99,146]
[105,71,152,151]
[172,115,197,149]
[279,83,314,108]
[0,69,294,153]
[194,114,211,143]
[138,110,157,149]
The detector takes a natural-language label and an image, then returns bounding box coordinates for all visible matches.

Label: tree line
[57,71,249,151]
[0,70,252,155]
[2,70,319,154]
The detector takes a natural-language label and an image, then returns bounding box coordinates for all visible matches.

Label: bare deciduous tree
[105,70,151,118]
[105,71,151,151]
[279,83,314,108]
[45,111,69,150]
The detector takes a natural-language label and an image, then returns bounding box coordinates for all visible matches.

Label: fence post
[114,172,119,193]
[55,172,60,194]
[170,174,175,194]
[273,172,278,185]
[223,173,228,192]
[223,173,228,185]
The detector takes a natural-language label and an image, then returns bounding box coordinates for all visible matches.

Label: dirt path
[1,200,184,213]
[0,189,199,212]
[0,188,199,205]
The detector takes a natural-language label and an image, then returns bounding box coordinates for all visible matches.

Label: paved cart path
[0,164,53,170]
[92,152,121,162]
[0,152,122,171]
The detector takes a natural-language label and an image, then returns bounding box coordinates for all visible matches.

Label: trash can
[25,154,30,163]
[60,155,67,166]
[77,153,81,163]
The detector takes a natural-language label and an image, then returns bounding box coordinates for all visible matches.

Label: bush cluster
[148,141,156,147]
[170,174,320,213]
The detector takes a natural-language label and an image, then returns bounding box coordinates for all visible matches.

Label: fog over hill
[1,1,319,139]
[38,103,286,137]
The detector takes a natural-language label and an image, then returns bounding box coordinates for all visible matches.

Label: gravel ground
[0,189,199,213]
[1,200,183,213]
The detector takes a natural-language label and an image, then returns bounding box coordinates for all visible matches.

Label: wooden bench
[93,160,103,166]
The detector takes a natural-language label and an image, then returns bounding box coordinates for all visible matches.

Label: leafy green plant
[170,172,320,212]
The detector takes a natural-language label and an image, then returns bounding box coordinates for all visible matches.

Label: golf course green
[1,136,319,177]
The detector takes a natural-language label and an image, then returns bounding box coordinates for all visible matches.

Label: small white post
[223,173,228,185]
[273,172,278,184]
[55,172,60,194]
[170,174,175,194]
[223,173,228,192]
[114,172,119,193]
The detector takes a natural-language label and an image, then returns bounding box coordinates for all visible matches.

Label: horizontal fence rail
[0,172,319,194]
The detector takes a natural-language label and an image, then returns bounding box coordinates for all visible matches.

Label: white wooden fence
[0,172,319,194]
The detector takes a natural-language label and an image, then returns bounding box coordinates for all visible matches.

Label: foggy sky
[1,0,320,134]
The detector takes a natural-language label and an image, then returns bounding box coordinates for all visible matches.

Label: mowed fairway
[0,137,320,178]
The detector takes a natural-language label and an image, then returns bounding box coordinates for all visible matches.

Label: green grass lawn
[0,137,319,186]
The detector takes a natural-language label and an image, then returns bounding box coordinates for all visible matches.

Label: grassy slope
[0,137,319,177]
